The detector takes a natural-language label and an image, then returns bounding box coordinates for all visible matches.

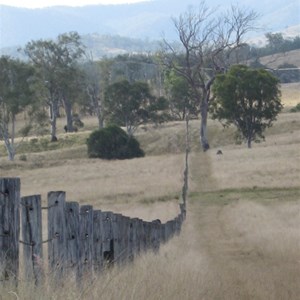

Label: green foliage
[211,65,282,148]
[104,80,168,135]
[274,63,300,83]
[250,33,300,57]
[164,69,198,120]
[290,103,300,113]
[87,125,144,160]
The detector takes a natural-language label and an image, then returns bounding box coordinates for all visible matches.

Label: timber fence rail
[0,177,186,285]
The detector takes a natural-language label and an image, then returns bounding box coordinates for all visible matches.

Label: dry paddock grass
[1,116,300,298]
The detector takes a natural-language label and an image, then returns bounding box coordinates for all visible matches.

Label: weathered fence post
[79,205,94,279]
[143,221,151,251]
[48,191,67,280]
[65,201,80,281]
[112,214,122,264]
[102,212,114,266]
[135,218,144,255]
[128,218,137,261]
[150,220,161,253]
[93,210,103,273]
[0,178,20,283]
[21,195,43,285]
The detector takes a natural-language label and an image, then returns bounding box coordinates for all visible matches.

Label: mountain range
[0,0,299,54]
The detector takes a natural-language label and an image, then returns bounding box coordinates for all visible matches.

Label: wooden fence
[0,177,186,284]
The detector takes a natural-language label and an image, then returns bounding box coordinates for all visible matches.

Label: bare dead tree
[161,1,259,151]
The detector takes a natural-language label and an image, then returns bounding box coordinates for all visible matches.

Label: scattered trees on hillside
[24,32,86,141]
[0,56,36,160]
[210,65,282,148]
[161,2,258,151]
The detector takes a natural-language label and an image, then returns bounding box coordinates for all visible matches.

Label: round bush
[87,125,144,160]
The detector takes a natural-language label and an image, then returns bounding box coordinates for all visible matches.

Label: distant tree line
[250,33,300,57]
[0,2,286,160]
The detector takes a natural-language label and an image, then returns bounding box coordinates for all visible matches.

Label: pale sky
[0,0,149,8]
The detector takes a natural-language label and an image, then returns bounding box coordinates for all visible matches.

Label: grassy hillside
[0,90,299,298]
[259,49,300,68]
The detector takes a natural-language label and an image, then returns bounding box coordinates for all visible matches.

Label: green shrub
[290,103,300,113]
[19,154,27,161]
[87,125,144,160]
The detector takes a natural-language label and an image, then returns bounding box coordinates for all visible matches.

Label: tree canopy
[104,80,168,135]
[210,65,282,148]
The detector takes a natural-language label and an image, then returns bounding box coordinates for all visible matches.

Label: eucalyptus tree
[161,2,258,151]
[104,80,168,135]
[211,65,282,148]
[24,32,85,141]
[0,56,35,160]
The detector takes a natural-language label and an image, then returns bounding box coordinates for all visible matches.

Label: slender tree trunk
[49,101,58,142]
[247,138,252,149]
[1,124,15,161]
[200,98,210,151]
[94,96,104,129]
[62,97,74,132]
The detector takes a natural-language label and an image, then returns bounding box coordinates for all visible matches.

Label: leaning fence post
[21,195,43,285]
[48,191,67,280]
[0,178,20,283]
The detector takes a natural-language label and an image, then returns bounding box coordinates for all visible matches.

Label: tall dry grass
[1,107,300,299]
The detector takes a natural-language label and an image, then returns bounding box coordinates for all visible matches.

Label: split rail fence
[0,177,186,285]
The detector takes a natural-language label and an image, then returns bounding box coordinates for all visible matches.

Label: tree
[164,69,198,120]
[210,65,282,148]
[161,2,258,151]
[0,56,35,160]
[104,80,168,135]
[24,32,85,141]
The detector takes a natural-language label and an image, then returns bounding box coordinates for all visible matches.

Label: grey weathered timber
[136,219,144,255]
[121,216,130,262]
[160,223,166,244]
[164,220,174,241]
[93,210,103,273]
[48,191,67,279]
[132,219,139,255]
[101,211,114,265]
[79,205,94,278]
[143,221,151,251]
[128,218,137,261]
[0,178,20,282]
[111,214,122,264]
[21,195,43,284]
[150,220,161,253]
[65,202,80,280]
[179,203,186,220]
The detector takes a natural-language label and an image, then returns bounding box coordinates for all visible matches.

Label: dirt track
[179,152,300,299]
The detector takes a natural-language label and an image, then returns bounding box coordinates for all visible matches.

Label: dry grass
[259,49,300,69]
[1,154,184,221]
[1,106,300,298]
[281,82,300,107]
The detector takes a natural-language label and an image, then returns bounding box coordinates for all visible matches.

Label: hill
[0,0,299,49]
[259,49,300,68]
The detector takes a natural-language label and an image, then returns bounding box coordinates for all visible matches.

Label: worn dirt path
[177,151,300,299]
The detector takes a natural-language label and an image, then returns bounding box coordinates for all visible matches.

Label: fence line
[0,177,186,285]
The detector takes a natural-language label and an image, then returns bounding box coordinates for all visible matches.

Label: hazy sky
[0,0,149,8]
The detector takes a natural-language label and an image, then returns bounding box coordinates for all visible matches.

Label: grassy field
[0,90,300,299]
